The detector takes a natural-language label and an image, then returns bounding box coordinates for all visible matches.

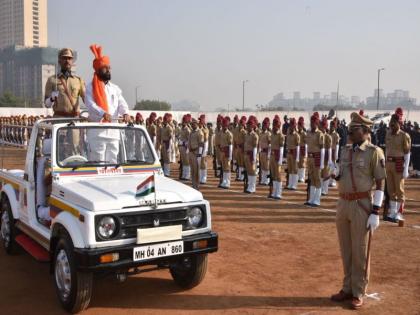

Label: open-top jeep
[0,118,218,313]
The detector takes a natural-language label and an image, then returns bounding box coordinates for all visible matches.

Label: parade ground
[0,147,419,315]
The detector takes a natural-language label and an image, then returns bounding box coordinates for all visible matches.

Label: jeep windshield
[56,126,155,168]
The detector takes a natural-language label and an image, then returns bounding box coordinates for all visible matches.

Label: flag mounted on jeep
[136,174,155,197]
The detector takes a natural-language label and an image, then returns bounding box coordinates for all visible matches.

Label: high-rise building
[0,0,48,49]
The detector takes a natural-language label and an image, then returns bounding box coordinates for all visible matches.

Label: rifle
[243,169,248,193]
[219,165,224,186]
[306,178,311,204]
[258,159,262,185]
[268,174,273,198]
[285,167,290,189]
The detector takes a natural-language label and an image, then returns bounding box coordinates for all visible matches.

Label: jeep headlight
[97,216,117,239]
[186,207,203,229]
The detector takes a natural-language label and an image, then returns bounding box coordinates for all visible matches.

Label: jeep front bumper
[74,231,218,271]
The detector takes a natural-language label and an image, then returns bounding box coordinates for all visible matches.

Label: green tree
[134,99,171,111]
[0,91,24,107]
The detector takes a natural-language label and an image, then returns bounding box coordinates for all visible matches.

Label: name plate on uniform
[137,225,182,244]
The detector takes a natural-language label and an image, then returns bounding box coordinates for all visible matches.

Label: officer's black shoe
[384,216,398,223]
[310,203,320,207]
[321,193,327,196]
[273,197,282,200]
[245,190,252,194]
[304,201,312,206]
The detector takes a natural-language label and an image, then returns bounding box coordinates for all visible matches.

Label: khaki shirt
[385,129,411,157]
[298,129,306,146]
[179,125,191,143]
[271,130,285,150]
[259,130,271,150]
[160,124,173,142]
[286,130,300,150]
[305,128,324,153]
[215,127,223,148]
[338,141,386,194]
[323,132,332,150]
[188,128,204,153]
[236,127,246,147]
[244,131,258,151]
[330,130,340,148]
[220,129,233,148]
[200,126,209,143]
[44,73,85,115]
[147,124,157,140]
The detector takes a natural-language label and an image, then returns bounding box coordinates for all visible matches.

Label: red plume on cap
[359,109,364,116]
[247,116,257,127]
[330,118,337,128]
[273,117,281,128]
[198,114,206,124]
[311,114,320,124]
[321,117,328,128]
[222,116,230,128]
[395,107,403,117]
[298,116,304,126]
[289,118,296,127]
[392,107,403,124]
[240,115,247,122]
[182,115,188,123]
[262,117,270,127]
[274,114,280,121]
[234,115,239,123]
[135,112,143,120]
[313,112,320,119]
[216,115,223,123]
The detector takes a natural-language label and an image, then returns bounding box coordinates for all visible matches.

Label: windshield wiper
[124,159,151,165]
[71,160,108,171]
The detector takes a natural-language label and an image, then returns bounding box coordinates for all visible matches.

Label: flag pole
[154,171,157,208]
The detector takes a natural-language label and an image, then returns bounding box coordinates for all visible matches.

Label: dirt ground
[0,147,419,315]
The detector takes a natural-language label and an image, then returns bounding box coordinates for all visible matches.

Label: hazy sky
[48,0,420,110]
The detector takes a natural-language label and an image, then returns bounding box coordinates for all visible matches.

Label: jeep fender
[1,185,20,219]
[51,211,85,248]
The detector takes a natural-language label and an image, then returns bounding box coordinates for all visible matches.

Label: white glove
[403,153,410,179]
[304,144,308,158]
[320,148,325,169]
[51,90,59,98]
[278,147,284,165]
[335,144,339,160]
[296,146,300,163]
[228,144,233,161]
[366,213,380,232]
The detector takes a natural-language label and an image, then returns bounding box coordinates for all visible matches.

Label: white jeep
[0,118,218,313]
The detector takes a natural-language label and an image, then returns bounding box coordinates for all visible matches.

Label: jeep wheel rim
[55,249,71,300]
[0,211,10,248]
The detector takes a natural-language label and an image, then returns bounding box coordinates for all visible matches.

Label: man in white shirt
[85,44,130,164]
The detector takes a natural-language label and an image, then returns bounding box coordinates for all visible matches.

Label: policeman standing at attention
[331,112,385,310]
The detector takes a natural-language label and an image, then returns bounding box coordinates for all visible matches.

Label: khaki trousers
[179,146,189,166]
[386,162,405,202]
[259,152,269,171]
[244,152,257,176]
[287,153,298,174]
[307,157,321,188]
[269,155,282,182]
[336,198,370,299]
[189,151,200,189]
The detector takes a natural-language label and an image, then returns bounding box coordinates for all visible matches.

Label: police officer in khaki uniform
[269,116,285,199]
[244,116,259,193]
[214,115,223,177]
[198,115,209,184]
[331,112,385,310]
[44,48,85,117]
[160,113,174,176]
[304,113,325,207]
[188,119,204,190]
[44,48,85,155]
[218,117,233,189]
[384,108,411,222]
[329,119,340,188]
[297,116,307,183]
[147,112,158,151]
[320,117,333,196]
[286,118,300,190]
[259,118,271,185]
[234,117,247,181]
[179,115,191,180]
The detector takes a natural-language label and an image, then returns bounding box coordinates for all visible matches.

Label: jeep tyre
[53,234,93,313]
[0,197,19,254]
[169,253,208,289]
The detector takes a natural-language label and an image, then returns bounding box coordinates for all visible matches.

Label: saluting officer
[269,115,285,199]
[188,118,204,190]
[44,48,85,117]
[286,118,300,190]
[297,116,307,183]
[244,116,259,193]
[384,108,411,223]
[331,112,385,310]
[304,113,325,207]
[259,118,271,185]
[218,117,234,189]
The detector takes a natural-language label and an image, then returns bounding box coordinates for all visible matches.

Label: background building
[0,0,48,49]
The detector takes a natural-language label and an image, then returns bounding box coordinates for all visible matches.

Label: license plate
[133,240,183,262]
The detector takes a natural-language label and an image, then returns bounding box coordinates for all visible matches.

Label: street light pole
[377,68,385,111]
[135,85,141,106]
[242,80,248,111]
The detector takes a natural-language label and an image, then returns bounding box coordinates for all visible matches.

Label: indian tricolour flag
[136,174,155,197]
